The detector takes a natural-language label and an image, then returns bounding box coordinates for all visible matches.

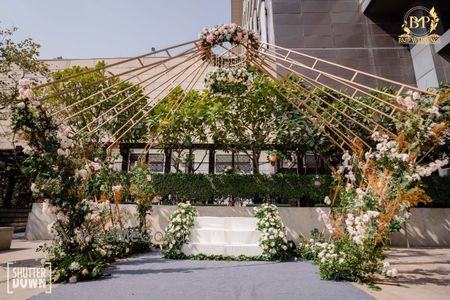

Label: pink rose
[89,162,102,172]
[90,213,101,222]
[17,88,34,100]
[403,96,416,111]
[206,34,216,43]
[24,89,34,99]
[236,32,243,41]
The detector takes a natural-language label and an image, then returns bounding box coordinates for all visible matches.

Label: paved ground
[2,236,449,300]
[0,234,50,300]
[30,252,373,300]
[357,248,450,300]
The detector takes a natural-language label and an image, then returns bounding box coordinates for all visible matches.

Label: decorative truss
[32,25,439,161]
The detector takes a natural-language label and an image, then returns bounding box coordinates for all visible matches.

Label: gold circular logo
[403,6,439,37]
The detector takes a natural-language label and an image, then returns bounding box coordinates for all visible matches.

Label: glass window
[215,154,233,173]
[235,154,252,173]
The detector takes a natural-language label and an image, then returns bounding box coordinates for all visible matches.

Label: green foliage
[87,161,129,199]
[209,71,287,173]
[151,173,332,203]
[168,253,270,261]
[297,231,385,282]
[318,238,384,282]
[297,229,324,261]
[421,175,450,207]
[38,226,150,283]
[147,68,339,173]
[147,88,211,172]
[129,166,154,229]
[49,62,148,141]
[0,26,49,107]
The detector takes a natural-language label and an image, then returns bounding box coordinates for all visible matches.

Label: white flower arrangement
[205,67,254,95]
[254,204,289,259]
[162,202,197,258]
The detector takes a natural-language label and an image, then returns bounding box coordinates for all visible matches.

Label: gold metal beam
[105,60,208,150]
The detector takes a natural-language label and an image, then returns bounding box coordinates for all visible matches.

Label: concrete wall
[411,44,440,89]
[390,208,450,247]
[26,203,450,247]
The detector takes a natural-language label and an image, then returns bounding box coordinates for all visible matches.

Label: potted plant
[0,227,14,250]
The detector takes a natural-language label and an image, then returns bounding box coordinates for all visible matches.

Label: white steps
[182,242,263,257]
[182,217,263,257]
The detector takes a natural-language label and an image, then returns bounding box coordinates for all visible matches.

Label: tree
[49,61,149,143]
[0,26,50,208]
[0,26,49,107]
[209,72,283,173]
[146,88,211,172]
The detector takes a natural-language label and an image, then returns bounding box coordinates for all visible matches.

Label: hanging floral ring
[199,24,261,63]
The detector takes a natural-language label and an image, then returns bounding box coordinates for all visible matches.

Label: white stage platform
[182,217,263,257]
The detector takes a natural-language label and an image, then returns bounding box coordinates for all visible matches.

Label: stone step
[194,217,258,231]
[182,242,263,257]
[182,216,263,257]
[190,228,261,244]
[194,217,224,229]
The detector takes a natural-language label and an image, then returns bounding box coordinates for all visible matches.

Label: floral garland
[162,202,197,258]
[254,204,289,260]
[205,67,254,95]
[199,24,260,61]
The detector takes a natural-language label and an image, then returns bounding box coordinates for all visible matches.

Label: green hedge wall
[421,176,450,208]
[152,173,333,203]
[149,173,449,207]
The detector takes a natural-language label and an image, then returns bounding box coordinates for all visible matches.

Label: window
[235,154,252,173]
[128,152,140,171]
[215,153,252,173]
[215,154,232,173]
[128,150,164,173]
[148,153,164,173]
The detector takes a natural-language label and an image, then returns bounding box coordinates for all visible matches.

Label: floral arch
[12,24,449,283]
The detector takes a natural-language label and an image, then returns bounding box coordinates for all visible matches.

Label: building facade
[235,0,450,89]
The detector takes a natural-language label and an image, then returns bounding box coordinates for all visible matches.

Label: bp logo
[398,6,440,44]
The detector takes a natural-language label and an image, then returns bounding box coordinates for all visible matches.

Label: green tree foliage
[274,76,341,170]
[49,61,148,142]
[147,87,212,172]
[209,72,284,173]
[0,26,49,107]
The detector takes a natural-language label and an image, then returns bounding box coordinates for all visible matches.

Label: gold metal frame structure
[32,35,438,158]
